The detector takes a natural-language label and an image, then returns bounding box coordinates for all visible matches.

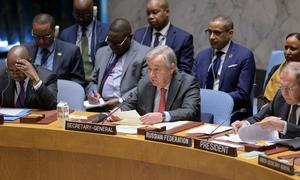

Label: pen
[91,90,99,103]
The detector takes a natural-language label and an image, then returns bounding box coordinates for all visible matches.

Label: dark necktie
[99,55,121,93]
[15,80,25,108]
[81,27,92,76]
[206,51,224,89]
[41,48,49,66]
[289,105,299,124]
[153,32,161,47]
[158,88,167,112]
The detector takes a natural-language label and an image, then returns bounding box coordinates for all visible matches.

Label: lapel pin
[57,52,62,56]
[229,54,233,58]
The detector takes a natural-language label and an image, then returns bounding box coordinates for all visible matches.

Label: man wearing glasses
[232,62,300,139]
[0,45,57,109]
[192,15,256,123]
[59,0,108,83]
[86,18,150,111]
[24,13,85,87]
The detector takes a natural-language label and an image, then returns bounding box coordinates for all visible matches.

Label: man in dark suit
[24,13,85,87]
[232,62,300,139]
[0,45,57,109]
[86,18,150,111]
[133,0,194,74]
[59,0,108,82]
[192,15,256,122]
[118,46,200,125]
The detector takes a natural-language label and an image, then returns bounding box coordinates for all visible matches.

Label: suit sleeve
[228,51,256,106]
[178,34,194,74]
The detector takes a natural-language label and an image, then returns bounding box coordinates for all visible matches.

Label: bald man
[59,0,108,82]
[0,45,57,109]
[86,18,150,111]
[134,0,194,74]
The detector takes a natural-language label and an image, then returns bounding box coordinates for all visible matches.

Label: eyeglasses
[205,29,230,36]
[105,36,128,47]
[32,32,53,40]
[280,85,298,92]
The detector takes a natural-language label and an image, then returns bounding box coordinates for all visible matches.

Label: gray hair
[281,62,300,86]
[211,15,234,30]
[146,45,177,68]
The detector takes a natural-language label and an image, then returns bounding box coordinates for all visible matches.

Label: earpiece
[54,25,60,38]
[93,6,98,17]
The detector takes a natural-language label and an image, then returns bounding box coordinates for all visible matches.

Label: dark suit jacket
[59,20,109,65]
[86,40,151,98]
[247,90,300,139]
[134,24,194,74]
[23,39,85,87]
[121,71,200,121]
[0,66,57,109]
[192,41,256,121]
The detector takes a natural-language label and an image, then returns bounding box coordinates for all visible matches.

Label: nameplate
[258,155,294,175]
[145,131,192,147]
[194,139,237,157]
[65,121,117,135]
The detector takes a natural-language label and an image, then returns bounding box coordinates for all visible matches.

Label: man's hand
[15,59,40,85]
[87,90,101,104]
[255,116,285,132]
[231,120,249,134]
[105,98,120,109]
[140,112,163,125]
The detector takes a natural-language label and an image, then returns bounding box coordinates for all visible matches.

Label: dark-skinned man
[86,18,150,111]
[59,0,108,83]
[24,13,85,87]
[0,45,57,109]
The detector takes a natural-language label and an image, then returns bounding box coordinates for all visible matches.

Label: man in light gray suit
[87,18,151,110]
[118,46,200,124]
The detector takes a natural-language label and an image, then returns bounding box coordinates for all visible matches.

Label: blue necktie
[15,80,25,108]
[41,48,49,66]
[206,51,224,89]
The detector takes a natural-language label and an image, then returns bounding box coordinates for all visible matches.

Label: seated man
[232,62,300,139]
[118,46,200,125]
[258,32,300,110]
[192,15,256,122]
[59,0,108,82]
[86,18,150,110]
[134,0,194,74]
[0,45,57,109]
[24,13,85,87]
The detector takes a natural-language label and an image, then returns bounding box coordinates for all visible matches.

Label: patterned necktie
[158,88,167,112]
[15,80,25,108]
[153,32,161,47]
[81,27,92,76]
[206,51,224,89]
[41,48,49,66]
[289,105,299,124]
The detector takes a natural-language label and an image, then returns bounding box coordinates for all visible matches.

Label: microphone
[207,108,247,139]
[92,93,133,123]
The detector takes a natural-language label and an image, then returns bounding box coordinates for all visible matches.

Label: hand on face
[15,59,40,84]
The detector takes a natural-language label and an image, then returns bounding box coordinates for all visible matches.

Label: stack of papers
[186,124,232,134]
[84,98,106,109]
[0,108,30,121]
[113,110,142,125]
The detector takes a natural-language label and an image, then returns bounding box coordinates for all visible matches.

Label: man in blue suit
[192,15,256,122]
[133,0,194,74]
[59,0,108,83]
[24,13,85,88]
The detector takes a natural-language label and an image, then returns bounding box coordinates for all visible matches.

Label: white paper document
[84,98,106,109]
[113,110,142,125]
[186,124,232,134]
[153,121,189,130]
[238,124,280,143]
[210,140,242,148]
[116,125,145,134]
[215,134,244,143]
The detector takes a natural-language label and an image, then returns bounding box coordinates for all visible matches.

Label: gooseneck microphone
[92,93,133,123]
[207,108,247,139]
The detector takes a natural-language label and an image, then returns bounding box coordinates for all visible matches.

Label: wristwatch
[160,112,165,122]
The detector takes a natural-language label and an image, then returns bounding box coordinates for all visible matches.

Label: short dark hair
[286,32,300,41]
[211,15,234,30]
[109,18,132,36]
[32,13,55,30]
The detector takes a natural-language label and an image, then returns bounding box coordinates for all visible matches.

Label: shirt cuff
[33,80,42,90]
[280,121,287,135]
[163,111,171,122]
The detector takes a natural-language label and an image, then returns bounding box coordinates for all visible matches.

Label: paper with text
[186,124,232,134]
[113,110,142,125]
[238,124,279,143]
[84,98,106,109]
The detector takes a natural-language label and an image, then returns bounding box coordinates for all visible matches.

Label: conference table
[0,112,299,180]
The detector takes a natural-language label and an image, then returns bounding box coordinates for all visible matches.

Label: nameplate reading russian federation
[65,121,117,135]
[258,155,294,175]
[145,131,192,147]
[194,139,237,157]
